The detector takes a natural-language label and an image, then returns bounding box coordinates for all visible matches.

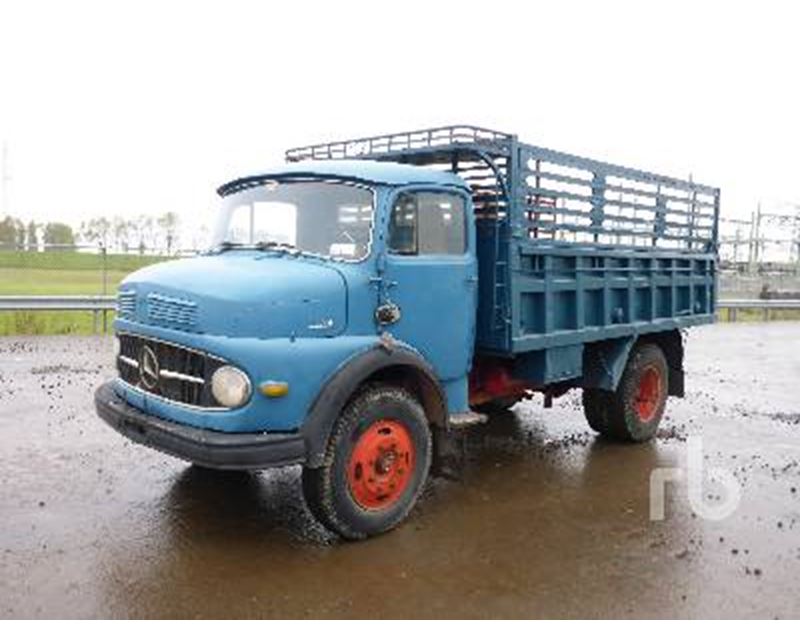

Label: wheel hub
[347,419,414,510]
[635,365,662,422]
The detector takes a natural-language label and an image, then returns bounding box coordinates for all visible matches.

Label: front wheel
[301,385,432,540]
[582,342,668,442]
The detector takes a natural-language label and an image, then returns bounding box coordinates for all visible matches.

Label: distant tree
[43,222,75,249]
[77,220,90,244]
[112,216,131,252]
[79,216,111,247]
[0,216,13,247]
[190,223,211,252]
[134,215,155,255]
[0,215,24,249]
[157,211,179,255]
[26,220,38,251]
[74,214,180,255]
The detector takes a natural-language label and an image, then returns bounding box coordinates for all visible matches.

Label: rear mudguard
[582,331,684,397]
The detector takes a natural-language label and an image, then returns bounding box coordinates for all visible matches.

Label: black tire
[582,342,668,443]
[582,388,612,434]
[301,384,432,540]
[188,464,250,476]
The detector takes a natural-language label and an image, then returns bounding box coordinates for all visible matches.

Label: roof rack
[284,124,720,257]
[285,124,513,163]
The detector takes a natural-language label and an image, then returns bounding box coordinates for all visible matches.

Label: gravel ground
[1,323,799,618]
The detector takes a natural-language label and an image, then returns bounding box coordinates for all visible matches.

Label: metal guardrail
[718,299,800,309]
[718,298,800,321]
[0,295,116,333]
[0,295,116,310]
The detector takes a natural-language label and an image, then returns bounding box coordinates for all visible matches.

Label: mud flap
[582,337,636,391]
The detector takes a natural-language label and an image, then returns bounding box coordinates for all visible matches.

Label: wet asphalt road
[1,323,799,619]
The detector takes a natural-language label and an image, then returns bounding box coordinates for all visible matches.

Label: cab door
[380,187,477,382]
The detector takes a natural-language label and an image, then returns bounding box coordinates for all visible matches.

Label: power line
[719,201,800,272]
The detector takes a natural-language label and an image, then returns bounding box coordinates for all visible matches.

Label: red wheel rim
[634,365,662,422]
[347,419,415,510]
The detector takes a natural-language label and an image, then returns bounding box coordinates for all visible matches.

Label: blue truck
[95,125,719,539]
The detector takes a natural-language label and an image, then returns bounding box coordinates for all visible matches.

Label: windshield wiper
[211,240,296,254]
[212,240,248,253]
[210,240,326,260]
[254,241,298,252]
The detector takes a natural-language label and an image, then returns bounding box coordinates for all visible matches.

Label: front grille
[117,290,137,319]
[146,293,198,328]
[117,333,226,408]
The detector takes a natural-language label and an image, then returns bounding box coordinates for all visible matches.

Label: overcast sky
[1,0,798,234]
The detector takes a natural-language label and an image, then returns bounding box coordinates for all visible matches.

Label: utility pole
[1,141,9,217]
[748,207,758,273]
[795,209,800,272]
[747,202,765,272]
[792,206,800,267]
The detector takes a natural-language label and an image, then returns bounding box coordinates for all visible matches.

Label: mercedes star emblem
[139,345,160,390]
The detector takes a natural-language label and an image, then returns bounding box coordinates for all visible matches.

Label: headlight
[211,366,252,408]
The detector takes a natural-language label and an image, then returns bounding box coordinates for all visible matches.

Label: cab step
[447,410,488,429]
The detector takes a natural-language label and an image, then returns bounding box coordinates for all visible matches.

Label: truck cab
[96,125,719,539]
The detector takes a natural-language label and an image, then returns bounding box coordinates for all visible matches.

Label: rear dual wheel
[302,385,432,540]
[582,342,668,442]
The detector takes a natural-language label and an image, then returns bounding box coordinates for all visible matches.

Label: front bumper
[94,381,307,470]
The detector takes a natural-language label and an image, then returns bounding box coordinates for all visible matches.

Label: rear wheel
[582,342,668,442]
[301,385,432,540]
[582,388,612,434]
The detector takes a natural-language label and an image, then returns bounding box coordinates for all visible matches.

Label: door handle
[368,277,398,289]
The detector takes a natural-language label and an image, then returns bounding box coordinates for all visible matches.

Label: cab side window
[388,191,466,256]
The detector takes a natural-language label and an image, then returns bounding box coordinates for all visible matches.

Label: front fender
[301,338,447,467]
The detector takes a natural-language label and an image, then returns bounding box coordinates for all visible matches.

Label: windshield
[211,180,374,260]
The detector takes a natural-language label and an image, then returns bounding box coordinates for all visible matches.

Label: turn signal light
[260,381,289,398]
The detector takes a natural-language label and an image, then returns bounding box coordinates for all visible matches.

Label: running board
[447,411,488,429]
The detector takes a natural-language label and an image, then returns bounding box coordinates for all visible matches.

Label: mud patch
[765,412,800,426]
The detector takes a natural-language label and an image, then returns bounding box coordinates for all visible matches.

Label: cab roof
[217,160,466,195]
